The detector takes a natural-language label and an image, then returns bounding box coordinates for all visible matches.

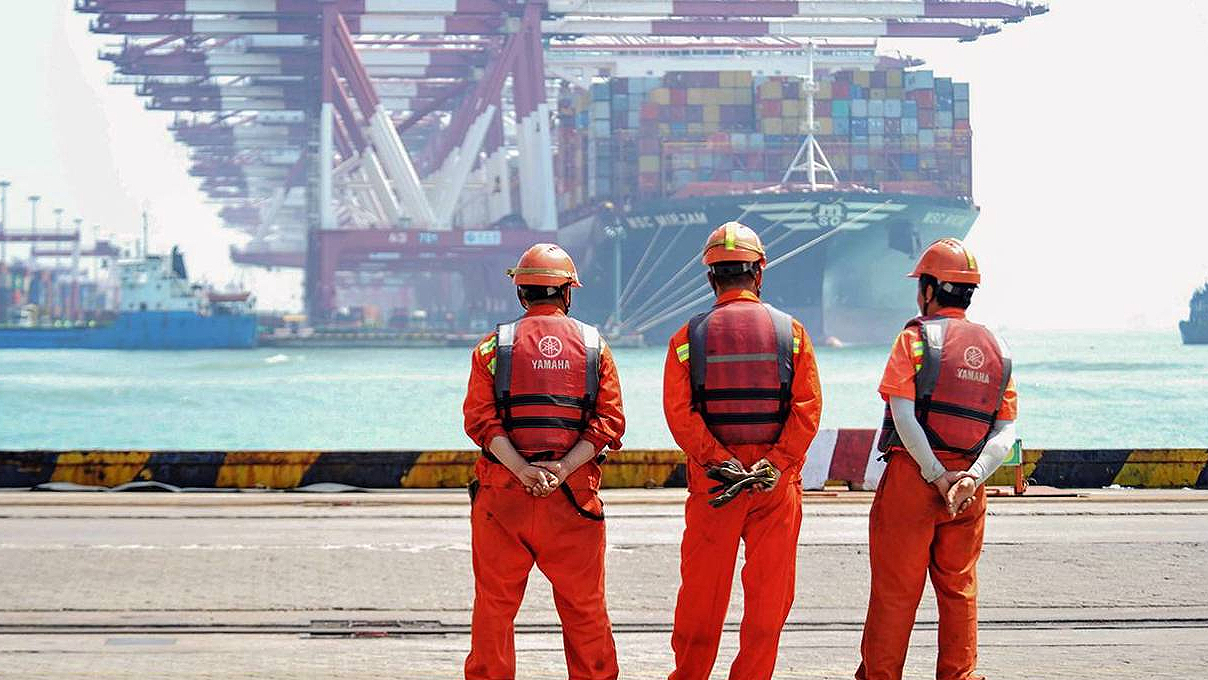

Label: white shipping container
[851,99,868,117]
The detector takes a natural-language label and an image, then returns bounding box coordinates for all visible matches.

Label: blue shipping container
[904,70,934,91]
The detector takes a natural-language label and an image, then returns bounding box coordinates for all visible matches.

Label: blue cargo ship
[0,248,256,349]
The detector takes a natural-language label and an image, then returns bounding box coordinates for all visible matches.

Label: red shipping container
[760,100,782,117]
[641,103,659,121]
[671,88,688,106]
[909,90,935,108]
[954,120,971,131]
[832,82,851,98]
[918,109,935,128]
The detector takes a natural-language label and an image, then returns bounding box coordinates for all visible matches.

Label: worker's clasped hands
[518,461,564,497]
[933,470,979,516]
[705,457,782,508]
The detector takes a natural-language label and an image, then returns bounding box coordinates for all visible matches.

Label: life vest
[877,315,1013,457]
[492,314,601,457]
[688,301,796,446]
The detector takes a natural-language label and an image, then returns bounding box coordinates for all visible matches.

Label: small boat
[0,247,257,349]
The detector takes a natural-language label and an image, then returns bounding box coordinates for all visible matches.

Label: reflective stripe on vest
[493,315,601,455]
[877,316,1013,457]
[687,301,795,445]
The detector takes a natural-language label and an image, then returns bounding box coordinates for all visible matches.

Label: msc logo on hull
[738,199,907,232]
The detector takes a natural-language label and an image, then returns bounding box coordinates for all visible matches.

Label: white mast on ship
[782,42,839,190]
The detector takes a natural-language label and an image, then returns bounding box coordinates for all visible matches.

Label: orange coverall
[857,307,1018,680]
[462,303,626,680]
[663,289,823,680]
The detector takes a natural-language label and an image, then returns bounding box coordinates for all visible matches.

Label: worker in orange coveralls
[663,222,823,680]
[462,243,625,680]
[857,238,1018,680]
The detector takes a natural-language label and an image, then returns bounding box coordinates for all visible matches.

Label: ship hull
[560,190,979,346]
[0,311,258,349]
[1180,320,1208,345]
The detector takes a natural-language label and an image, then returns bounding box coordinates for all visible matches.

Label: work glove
[750,458,781,492]
[706,460,778,508]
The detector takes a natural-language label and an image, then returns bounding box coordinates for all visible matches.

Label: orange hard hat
[701,221,766,267]
[908,237,981,285]
[507,243,582,288]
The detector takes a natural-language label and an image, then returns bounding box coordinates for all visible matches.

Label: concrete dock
[0,489,1205,679]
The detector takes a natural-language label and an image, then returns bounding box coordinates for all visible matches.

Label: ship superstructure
[1180,284,1208,345]
[74,0,1046,343]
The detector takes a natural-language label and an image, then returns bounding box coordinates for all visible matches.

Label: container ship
[552,65,976,344]
[76,2,1045,347]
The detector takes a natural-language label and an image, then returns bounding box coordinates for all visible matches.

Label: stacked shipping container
[554,68,972,213]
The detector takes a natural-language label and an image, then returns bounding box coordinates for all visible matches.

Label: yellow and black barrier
[0,448,1205,490]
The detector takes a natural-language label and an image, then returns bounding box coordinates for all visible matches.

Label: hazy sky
[1,1,1206,328]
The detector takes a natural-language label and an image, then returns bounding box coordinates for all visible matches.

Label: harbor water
[0,330,1203,451]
